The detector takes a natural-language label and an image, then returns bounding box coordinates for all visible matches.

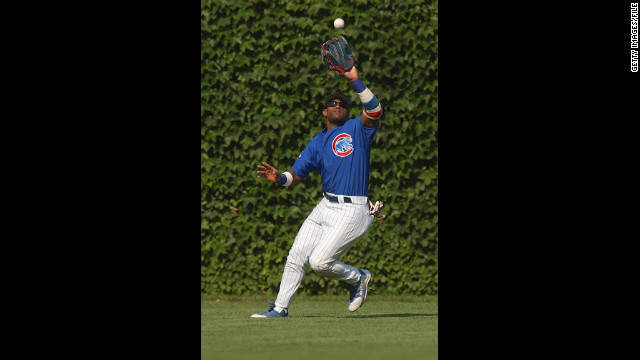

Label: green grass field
[201,294,438,360]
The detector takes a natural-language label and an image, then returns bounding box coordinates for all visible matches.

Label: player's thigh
[288,203,325,262]
[312,203,372,261]
[325,202,372,241]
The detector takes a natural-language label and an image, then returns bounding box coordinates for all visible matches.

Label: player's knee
[309,256,332,273]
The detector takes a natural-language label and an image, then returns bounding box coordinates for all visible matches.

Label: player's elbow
[362,94,381,119]
[364,106,382,120]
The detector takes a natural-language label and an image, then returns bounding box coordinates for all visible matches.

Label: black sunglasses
[325,100,348,109]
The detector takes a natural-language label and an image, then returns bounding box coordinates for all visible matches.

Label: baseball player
[252,36,383,318]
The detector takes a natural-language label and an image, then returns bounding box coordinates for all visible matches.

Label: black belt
[323,192,352,203]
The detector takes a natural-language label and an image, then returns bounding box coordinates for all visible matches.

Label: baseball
[334,18,344,29]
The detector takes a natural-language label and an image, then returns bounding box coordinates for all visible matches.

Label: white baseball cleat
[348,269,371,312]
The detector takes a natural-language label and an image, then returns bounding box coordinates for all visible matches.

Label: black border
[1,3,200,357]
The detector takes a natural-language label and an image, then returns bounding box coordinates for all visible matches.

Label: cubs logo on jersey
[332,133,353,157]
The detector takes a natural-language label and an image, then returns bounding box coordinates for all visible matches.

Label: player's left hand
[369,200,385,218]
[321,36,355,77]
[342,65,358,82]
[257,162,281,183]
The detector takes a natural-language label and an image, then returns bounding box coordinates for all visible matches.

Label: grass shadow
[296,313,437,318]
[351,313,437,318]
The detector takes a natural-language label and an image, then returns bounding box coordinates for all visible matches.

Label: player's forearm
[288,169,303,186]
[350,79,382,122]
[276,169,303,187]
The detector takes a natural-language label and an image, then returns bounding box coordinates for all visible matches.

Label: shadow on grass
[297,313,437,318]
[352,313,437,318]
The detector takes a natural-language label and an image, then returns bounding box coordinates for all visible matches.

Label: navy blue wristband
[277,174,287,185]
[350,78,366,93]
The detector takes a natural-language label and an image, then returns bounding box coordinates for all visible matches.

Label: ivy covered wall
[201,0,438,296]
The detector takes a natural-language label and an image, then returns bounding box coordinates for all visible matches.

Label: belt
[323,192,352,203]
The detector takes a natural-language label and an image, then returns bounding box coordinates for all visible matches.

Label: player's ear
[322,108,327,117]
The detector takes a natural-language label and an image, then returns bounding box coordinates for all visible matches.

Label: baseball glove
[321,36,354,77]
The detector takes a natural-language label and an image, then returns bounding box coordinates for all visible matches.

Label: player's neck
[326,119,346,130]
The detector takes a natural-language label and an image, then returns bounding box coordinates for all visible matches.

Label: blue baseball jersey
[292,116,379,197]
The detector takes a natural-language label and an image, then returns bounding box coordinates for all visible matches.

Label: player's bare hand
[257,162,281,183]
[343,66,358,82]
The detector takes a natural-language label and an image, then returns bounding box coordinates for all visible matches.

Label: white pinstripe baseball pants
[274,195,373,310]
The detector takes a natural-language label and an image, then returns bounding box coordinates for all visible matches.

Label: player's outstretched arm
[257,162,302,187]
[343,66,382,128]
[321,36,381,128]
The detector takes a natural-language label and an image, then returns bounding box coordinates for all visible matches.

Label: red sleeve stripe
[364,106,382,119]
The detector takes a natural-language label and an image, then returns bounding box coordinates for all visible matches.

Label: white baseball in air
[334,18,344,29]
